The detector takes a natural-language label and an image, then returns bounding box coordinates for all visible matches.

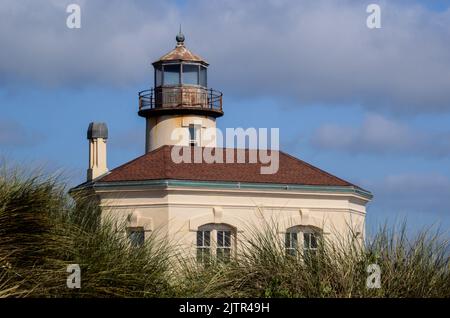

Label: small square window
[127,227,145,247]
[189,124,201,146]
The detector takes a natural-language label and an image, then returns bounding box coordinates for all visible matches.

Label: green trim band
[74,179,372,200]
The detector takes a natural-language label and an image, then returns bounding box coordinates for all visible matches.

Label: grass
[0,167,449,298]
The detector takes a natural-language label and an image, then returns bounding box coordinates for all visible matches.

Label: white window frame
[285,231,298,256]
[216,229,232,261]
[285,226,320,256]
[196,224,235,263]
[196,229,211,263]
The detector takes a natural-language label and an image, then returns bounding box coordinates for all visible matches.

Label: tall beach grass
[0,167,448,298]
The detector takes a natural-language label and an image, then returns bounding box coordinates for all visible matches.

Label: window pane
[292,233,298,248]
[286,232,298,249]
[216,248,231,262]
[197,247,210,263]
[163,64,180,85]
[183,64,199,85]
[304,233,310,249]
[196,248,202,261]
[216,248,223,260]
[224,231,231,247]
[310,234,318,249]
[200,66,207,87]
[285,233,291,248]
[197,231,202,246]
[197,230,211,247]
[204,231,210,246]
[155,66,162,86]
[224,248,231,260]
[217,231,223,247]
[189,125,195,141]
[128,228,145,247]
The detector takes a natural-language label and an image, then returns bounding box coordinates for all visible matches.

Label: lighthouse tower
[138,31,223,153]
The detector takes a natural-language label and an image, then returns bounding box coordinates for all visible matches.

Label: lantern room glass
[183,64,199,85]
[200,66,207,87]
[163,64,180,85]
[155,65,163,87]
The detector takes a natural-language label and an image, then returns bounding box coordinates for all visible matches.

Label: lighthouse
[138,31,223,153]
[72,32,371,256]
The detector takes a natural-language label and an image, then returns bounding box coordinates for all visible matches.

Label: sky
[0,0,449,235]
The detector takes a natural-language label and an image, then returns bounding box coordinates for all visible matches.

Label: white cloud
[365,172,450,219]
[0,119,45,147]
[310,113,450,157]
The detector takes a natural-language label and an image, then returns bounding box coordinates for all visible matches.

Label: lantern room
[138,31,223,118]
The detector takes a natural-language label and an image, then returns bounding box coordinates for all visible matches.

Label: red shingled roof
[98,146,357,188]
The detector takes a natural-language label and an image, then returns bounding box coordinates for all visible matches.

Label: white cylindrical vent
[87,122,108,181]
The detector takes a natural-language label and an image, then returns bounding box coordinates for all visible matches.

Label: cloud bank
[310,114,450,158]
[0,0,450,114]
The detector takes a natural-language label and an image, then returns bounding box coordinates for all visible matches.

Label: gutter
[71,179,373,200]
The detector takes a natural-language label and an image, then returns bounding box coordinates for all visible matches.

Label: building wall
[145,115,217,152]
[96,185,368,258]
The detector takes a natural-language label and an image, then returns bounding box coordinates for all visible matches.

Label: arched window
[197,223,235,263]
[285,226,320,256]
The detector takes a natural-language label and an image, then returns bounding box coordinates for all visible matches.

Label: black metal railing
[138,87,223,112]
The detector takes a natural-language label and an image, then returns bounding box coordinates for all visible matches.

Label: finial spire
[176,25,185,45]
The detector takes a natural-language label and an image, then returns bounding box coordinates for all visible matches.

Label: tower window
[183,64,199,85]
[127,227,145,247]
[163,64,180,85]
[189,124,200,146]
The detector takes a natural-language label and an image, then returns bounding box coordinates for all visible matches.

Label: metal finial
[176,25,185,45]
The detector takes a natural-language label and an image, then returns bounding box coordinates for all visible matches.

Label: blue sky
[1,0,449,235]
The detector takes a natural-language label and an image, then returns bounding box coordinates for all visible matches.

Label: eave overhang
[70,179,373,201]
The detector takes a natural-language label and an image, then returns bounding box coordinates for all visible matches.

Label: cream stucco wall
[95,183,369,258]
[145,115,217,152]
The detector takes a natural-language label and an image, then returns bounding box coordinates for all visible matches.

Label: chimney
[87,122,108,181]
